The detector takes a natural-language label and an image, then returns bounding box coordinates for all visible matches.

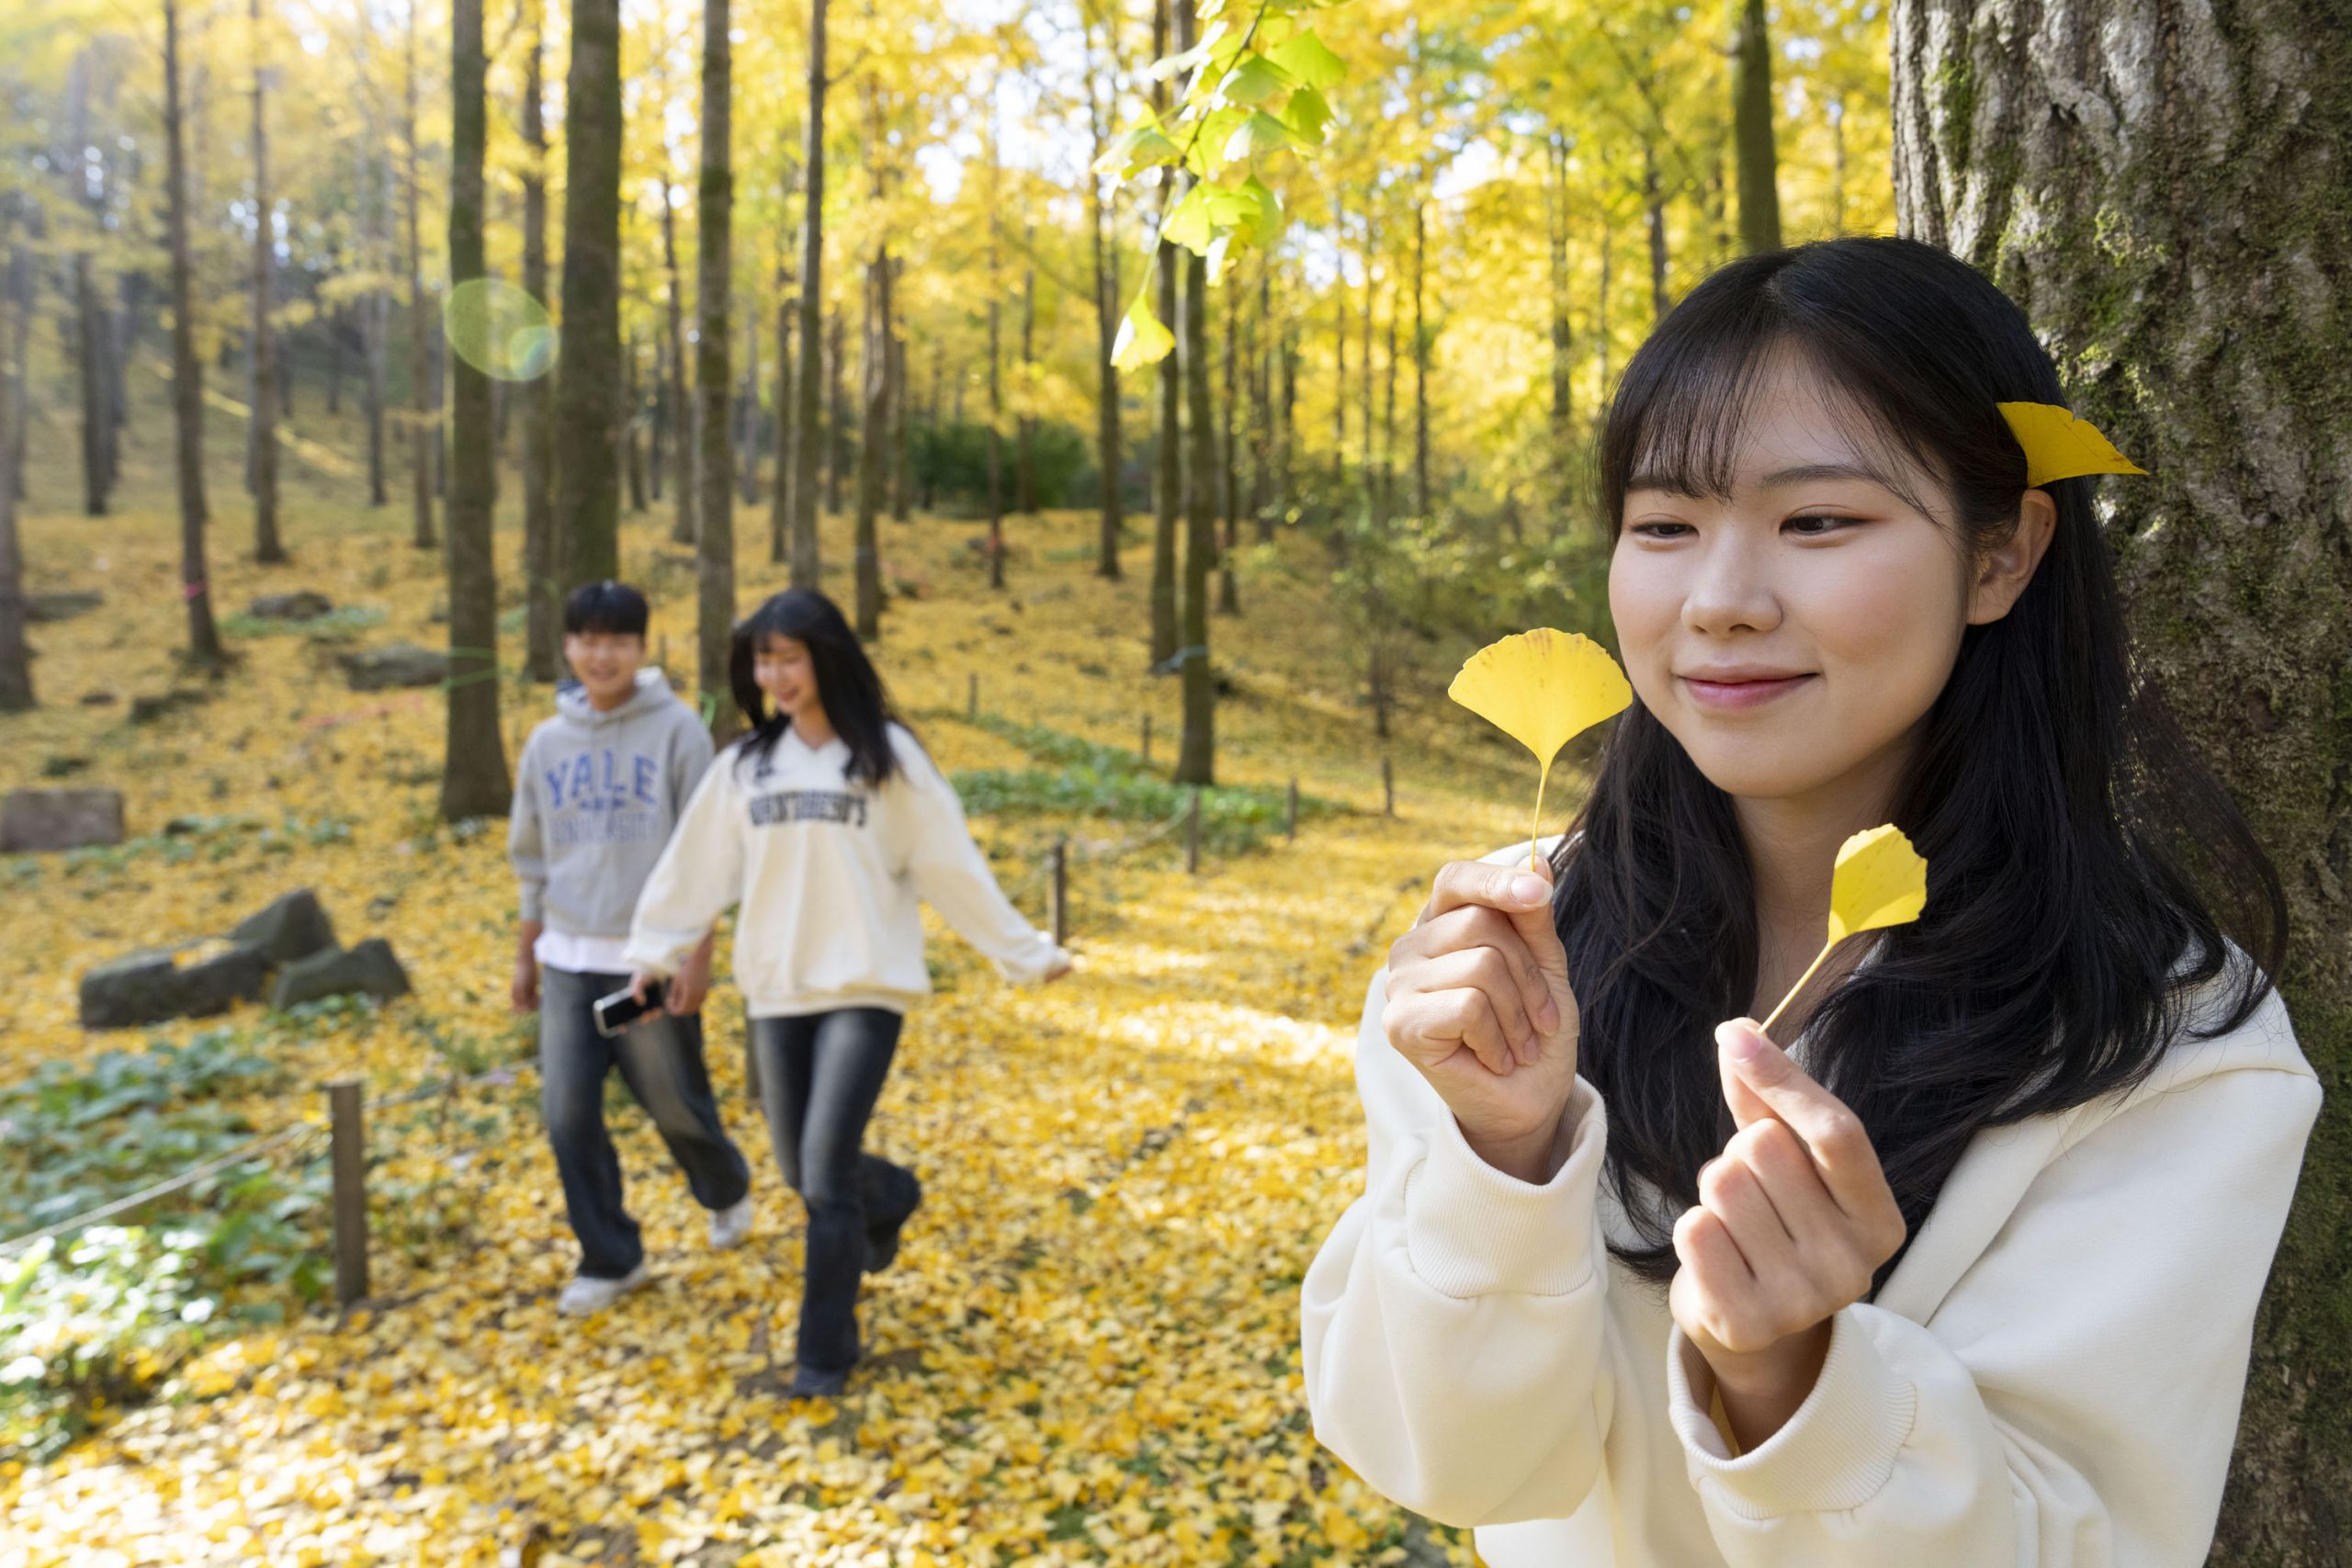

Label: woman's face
[753,634,820,723]
[1607,356,2049,807]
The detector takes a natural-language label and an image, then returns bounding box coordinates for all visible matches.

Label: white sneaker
[707,1196,754,1251]
[556,1262,651,1316]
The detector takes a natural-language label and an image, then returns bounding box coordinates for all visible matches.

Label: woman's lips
[1681,673,1815,710]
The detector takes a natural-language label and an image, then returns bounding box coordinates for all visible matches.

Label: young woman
[1301,238,2320,1565]
[624,588,1071,1399]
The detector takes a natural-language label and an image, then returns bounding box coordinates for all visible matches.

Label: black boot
[858,1156,922,1273]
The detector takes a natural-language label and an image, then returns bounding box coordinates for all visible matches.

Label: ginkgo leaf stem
[1528,760,1551,874]
[1758,939,1837,1039]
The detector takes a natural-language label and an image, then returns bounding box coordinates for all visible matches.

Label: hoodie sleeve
[1657,990,2320,1566]
[506,728,547,924]
[622,749,743,976]
[1299,959,1622,1528]
[896,735,1069,984]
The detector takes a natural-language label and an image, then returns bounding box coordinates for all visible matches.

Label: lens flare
[442,278,557,382]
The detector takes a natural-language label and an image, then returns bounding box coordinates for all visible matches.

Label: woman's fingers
[1386,970,1518,1077]
[1392,903,1559,1045]
[1408,943,1539,1066]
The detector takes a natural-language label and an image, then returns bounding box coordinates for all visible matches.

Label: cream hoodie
[1301,834,2321,1567]
[623,720,1069,1017]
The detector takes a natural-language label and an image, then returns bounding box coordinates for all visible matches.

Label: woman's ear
[1965,489,2059,626]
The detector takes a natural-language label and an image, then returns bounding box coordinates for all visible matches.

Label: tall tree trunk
[164,0,223,668]
[1643,143,1669,323]
[328,303,345,414]
[1732,0,1781,254]
[1148,0,1178,662]
[623,337,648,511]
[1598,222,1614,391]
[738,307,759,504]
[0,220,32,710]
[553,0,622,586]
[249,0,284,562]
[1015,238,1036,513]
[442,0,509,818]
[364,289,389,504]
[1250,264,1272,541]
[786,0,827,590]
[768,260,794,562]
[888,260,911,524]
[1217,283,1238,614]
[1278,321,1295,530]
[1892,5,2350,1558]
[404,6,435,550]
[7,206,33,506]
[853,83,888,635]
[521,0,558,681]
[825,311,848,517]
[1172,0,1216,787]
[662,169,695,545]
[984,114,1004,592]
[1084,8,1123,580]
[650,332,668,500]
[696,0,737,736]
[1361,214,1376,523]
[1413,197,1430,521]
[74,254,109,517]
[1546,134,1574,514]
[1382,267,1397,524]
[1331,195,1347,502]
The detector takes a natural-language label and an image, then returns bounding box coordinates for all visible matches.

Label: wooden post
[1186,788,1202,874]
[1050,838,1068,946]
[1287,777,1299,840]
[328,1079,368,1307]
[1382,756,1394,817]
[1141,713,1151,764]
[967,671,978,719]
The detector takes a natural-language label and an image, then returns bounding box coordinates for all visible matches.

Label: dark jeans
[752,1008,920,1373]
[539,965,752,1280]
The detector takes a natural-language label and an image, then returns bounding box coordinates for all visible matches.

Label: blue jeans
[539,965,752,1280]
[752,1009,920,1373]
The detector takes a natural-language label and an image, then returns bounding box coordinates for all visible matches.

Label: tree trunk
[623,337,648,511]
[1382,267,1397,524]
[1598,222,1613,392]
[7,207,33,506]
[0,221,32,709]
[662,170,695,545]
[1891,4,2351,1559]
[1277,320,1295,536]
[1361,213,1377,523]
[1173,0,1215,787]
[1413,197,1430,521]
[521,1,558,682]
[889,260,911,524]
[696,0,737,737]
[768,263,794,562]
[1546,134,1574,514]
[1217,282,1238,614]
[1732,0,1781,254]
[786,0,827,590]
[854,83,887,635]
[404,7,435,550]
[1084,9,1123,580]
[1148,0,1178,662]
[1016,241,1036,514]
[1644,142,1669,323]
[553,0,622,587]
[984,117,1004,592]
[328,303,345,414]
[74,254,109,517]
[249,0,285,563]
[738,308,759,505]
[1251,264,1272,541]
[442,0,510,819]
[825,311,848,518]
[1331,195,1347,502]
[164,0,223,668]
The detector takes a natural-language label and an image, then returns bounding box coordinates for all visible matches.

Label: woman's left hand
[1670,1017,1907,1432]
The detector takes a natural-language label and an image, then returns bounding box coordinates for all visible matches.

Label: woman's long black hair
[728,588,918,788]
[1560,236,2288,1291]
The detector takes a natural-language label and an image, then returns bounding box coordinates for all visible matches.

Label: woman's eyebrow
[1756,461,1891,488]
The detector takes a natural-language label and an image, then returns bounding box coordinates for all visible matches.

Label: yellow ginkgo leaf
[1757,823,1929,1038]
[1448,628,1633,871]
[1996,401,2147,487]
[1826,823,1928,945]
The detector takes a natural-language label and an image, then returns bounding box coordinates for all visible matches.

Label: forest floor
[0,405,1551,1563]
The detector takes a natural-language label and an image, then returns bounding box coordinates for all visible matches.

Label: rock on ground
[1,787,125,852]
[270,938,412,1010]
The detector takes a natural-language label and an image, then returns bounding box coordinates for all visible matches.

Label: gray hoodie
[507,669,714,936]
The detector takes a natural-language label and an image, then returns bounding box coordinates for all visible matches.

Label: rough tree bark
[1892,5,2351,1561]
[1083,0,1123,580]
[662,167,695,547]
[164,0,223,668]
[768,254,794,563]
[0,219,31,710]
[695,0,737,736]
[403,6,435,550]
[853,82,888,636]
[441,0,509,819]
[553,0,622,586]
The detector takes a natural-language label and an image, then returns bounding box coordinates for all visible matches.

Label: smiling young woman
[1301,237,2320,1567]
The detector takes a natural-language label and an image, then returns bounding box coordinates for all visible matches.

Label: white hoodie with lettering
[622,720,1068,1017]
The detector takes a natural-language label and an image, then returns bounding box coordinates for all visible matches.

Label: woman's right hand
[1383,853,1581,1182]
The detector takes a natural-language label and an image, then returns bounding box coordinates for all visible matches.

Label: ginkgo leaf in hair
[1996,401,2147,487]
[1449,628,1632,871]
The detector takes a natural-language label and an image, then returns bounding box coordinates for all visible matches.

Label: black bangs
[1599,239,2048,537]
[726,587,914,791]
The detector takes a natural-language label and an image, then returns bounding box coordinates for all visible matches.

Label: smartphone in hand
[593,978,665,1037]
